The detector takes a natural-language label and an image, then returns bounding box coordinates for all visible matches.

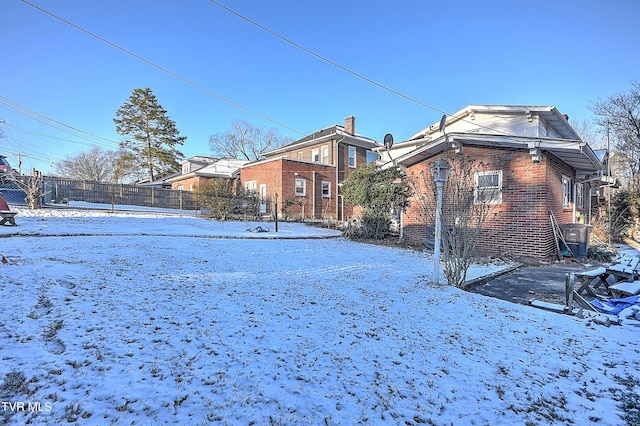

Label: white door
[259,184,267,214]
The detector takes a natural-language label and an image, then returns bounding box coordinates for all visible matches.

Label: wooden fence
[42,177,199,211]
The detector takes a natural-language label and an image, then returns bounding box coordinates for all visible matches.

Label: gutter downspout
[335,137,346,221]
[573,182,577,223]
[312,171,317,220]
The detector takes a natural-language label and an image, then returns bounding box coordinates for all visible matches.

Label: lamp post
[430,158,451,284]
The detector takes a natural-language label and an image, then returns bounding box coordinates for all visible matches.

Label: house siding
[402,146,585,261]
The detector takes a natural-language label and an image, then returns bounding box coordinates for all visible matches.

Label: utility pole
[607,121,611,246]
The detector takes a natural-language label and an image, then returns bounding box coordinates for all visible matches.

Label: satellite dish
[383,133,394,150]
[438,114,447,132]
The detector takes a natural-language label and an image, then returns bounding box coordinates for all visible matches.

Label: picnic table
[0,196,17,226]
[575,256,640,298]
[609,281,640,299]
[575,267,612,298]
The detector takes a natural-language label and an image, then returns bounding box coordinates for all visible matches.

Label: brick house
[240,116,380,221]
[379,105,606,261]
[167,156,249,191]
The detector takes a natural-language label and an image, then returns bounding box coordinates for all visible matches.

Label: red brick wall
[171,176,206,191]
[241,158,337,220]
[403,146,578,261]
[284,143,336,165]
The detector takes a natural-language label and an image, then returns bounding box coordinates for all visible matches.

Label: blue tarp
[591,295,640,316]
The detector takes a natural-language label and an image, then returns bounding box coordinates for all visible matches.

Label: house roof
[241,155,337,170]
[394,132,602,173]
[167,158,249,182]
[384,105,601,174]
[264,124,379,157]
[179,155,218,166]
[136,172,181,187]
[409,105,581,141]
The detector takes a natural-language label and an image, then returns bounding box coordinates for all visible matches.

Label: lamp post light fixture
[430,157,451,284]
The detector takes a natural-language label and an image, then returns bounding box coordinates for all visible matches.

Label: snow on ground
[0,205,639,425]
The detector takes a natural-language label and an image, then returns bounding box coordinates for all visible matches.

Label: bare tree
[408,150,501,288]
[12,172,48,210]
[113,149,143,184]
[570,117,606,148]
[209,120,292,160]
[55,146,115,182]
[590,81,640,189]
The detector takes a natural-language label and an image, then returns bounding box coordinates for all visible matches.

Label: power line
[208,0,451,118]
[0,96,119,148]
[207,1,529,140]
[20,0,306,137]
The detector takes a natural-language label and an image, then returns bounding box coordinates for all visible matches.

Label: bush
[340,163,409,241]
[194,179,238,220]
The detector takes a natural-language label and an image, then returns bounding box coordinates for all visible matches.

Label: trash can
[560,223,593,258]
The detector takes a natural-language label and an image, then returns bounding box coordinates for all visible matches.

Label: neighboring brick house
[379,105,605,261]
[167,156,249,191]
[240,116,380,221]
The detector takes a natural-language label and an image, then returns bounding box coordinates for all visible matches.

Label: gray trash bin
[560,223,593,258]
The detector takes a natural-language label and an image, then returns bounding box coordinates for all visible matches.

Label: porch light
[529,142,541,163]
[430,158,451,184]
[430,158,451,285]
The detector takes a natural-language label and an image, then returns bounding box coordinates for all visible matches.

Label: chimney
[344,116,355,135]
[563,113,570,122]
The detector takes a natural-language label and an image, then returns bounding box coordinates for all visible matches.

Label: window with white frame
[366,150,379,164]
[181,163,190,174]
[297,151,304,160]
[321,145,329,164]
[575,182,584,209]
[312,148,320,163]
[321,181,331,198]
[562,175,572,208]
[348,146,356,168]
[474,170,502,204]
[245,180,257,193]
[295,178,306,196]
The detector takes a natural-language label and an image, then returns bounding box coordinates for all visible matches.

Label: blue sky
[1,0,638,175]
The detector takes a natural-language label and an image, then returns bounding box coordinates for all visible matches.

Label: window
[348,146,356,168]
[297,152,303,160]
[321,145,329,164]
[182,163,191,174]
[562,175,572,208]
[474,170,502,204]
[576,182,584,209]
[295,178,306,196]
[245,180,257,193]
[312,148,320,163]
[322,181,331,198]
[366,150,379,164]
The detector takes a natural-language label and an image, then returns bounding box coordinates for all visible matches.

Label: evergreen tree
[114,88,186,182]
[341,163,409,240]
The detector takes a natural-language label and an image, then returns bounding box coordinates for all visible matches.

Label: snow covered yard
[0,206,639,425]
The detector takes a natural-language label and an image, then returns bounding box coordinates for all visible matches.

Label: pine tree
[114,87,186,182]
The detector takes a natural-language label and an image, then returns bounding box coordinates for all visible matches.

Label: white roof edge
[409,105,566,140]
[241,156,337,168]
